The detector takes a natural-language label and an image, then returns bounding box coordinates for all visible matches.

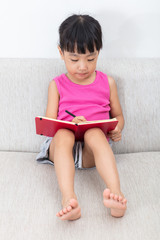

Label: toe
[118,196,123,202]
[59,210,64,216]
[69,199,79,208]
[122,198,127,204]
[67,206,72,211]
[62,208,68,214]
[56,212,60,217]
[103,188,111,199]
[110,193,114,199]
[114,194,118,201]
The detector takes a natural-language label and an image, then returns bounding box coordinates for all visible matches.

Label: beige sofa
[0,58,160,240]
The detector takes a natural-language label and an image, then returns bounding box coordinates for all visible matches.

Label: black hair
[59,14,102,54]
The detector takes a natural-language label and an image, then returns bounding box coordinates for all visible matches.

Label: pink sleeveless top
[54,70,111,122]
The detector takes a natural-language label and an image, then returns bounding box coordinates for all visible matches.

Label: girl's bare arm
[45,80,59,119]
[108,76,124,142]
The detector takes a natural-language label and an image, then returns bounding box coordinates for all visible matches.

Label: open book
[35,116,118,141]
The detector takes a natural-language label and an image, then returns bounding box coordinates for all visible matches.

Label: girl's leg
[49,129,81,220]
[83,128,127,217]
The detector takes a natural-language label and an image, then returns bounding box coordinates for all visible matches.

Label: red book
[35,116,118,141]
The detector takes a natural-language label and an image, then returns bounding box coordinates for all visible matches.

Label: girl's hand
[107,126,122,142]
[72,116,87,124]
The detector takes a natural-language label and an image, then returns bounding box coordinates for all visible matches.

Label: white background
[0,0,160,58]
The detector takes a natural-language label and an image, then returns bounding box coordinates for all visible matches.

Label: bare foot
[56,198,81,221]
[103,188,127,217]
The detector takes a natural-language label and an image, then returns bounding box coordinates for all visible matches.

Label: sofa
[0,58,160,240]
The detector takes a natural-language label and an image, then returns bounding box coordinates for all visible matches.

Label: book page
[77,118,117,125]
[37,116,75,125]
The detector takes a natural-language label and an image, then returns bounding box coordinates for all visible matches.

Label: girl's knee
[84,128,107,147]
[49,130,75,161]
[54,129,75,146]
[84,128,104,140]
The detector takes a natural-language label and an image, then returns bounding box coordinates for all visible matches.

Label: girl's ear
[58,46,64,60]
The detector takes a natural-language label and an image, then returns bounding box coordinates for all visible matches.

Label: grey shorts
[36,137,112,170]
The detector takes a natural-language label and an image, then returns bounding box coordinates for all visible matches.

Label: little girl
[36,14,127,220]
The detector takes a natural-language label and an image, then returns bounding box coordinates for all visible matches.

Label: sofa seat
[0,151,159,240]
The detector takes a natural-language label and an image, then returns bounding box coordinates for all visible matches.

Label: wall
[0,0,160,58]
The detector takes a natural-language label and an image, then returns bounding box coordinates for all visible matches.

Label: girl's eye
[71,59,78,62]
[88,58,95,62]
[70,58,95,62]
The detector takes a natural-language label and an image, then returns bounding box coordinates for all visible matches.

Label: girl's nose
[78,61,88,71]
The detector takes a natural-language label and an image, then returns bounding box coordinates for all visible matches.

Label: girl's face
[58,47,99,84]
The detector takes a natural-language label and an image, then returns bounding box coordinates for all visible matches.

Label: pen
[65,110,76,118]
[65,110,88,124]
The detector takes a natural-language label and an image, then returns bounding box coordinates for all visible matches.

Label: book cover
[35,116,118,141]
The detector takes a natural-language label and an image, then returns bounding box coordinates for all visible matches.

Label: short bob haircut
[59,14,102,54]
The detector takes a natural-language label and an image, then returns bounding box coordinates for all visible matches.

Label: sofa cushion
[0,151,159,240]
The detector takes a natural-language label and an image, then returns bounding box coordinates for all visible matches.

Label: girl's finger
[112,136,121,142]
[77,116,87,122]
